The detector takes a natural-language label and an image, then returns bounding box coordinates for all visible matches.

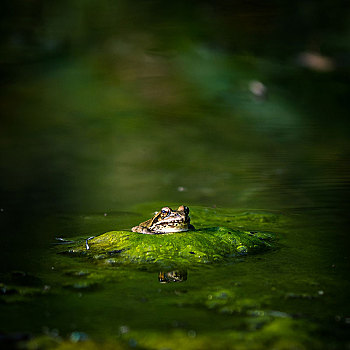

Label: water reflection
[158,270,187,283]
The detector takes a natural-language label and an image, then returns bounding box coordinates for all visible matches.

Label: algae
[54,206,279,270]
[59,226,275,269]
[117,318,319,350]
[18,317,319,350]
[0,271,51,304]
[3,207,347,350]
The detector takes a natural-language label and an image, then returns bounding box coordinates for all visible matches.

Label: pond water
[0,1,349,349]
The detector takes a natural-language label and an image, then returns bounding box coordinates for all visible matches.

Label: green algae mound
[62,227,275,268]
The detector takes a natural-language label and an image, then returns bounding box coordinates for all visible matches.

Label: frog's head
[147,205,192,233]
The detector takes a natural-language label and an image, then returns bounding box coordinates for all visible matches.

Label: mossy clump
[60,227,275,269]
[0,271,51,304]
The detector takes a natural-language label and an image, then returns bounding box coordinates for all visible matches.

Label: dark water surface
[1,1,349,349]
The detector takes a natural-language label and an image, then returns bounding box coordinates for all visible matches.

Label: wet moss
[19,322,318,350]
[60,226,275,269]
[120,319,318,350]
[0,272,51,304]
[23,336,132,350]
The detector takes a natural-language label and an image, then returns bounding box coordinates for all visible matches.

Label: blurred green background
[0,0,350,348]
[1,0,349,213]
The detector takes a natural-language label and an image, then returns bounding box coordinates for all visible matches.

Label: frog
[131,205,195,234]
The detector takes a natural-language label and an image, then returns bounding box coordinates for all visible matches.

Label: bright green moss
[61,226,275,269]
[56,207,280,269]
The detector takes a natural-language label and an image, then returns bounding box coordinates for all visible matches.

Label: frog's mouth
[154,226,189,233]
[152,219,190,232]
[155,218,188,225]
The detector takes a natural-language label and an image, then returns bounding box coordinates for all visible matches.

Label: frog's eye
[177,205,189,214]
[161,207,171,216]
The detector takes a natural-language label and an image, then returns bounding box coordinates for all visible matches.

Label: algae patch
[59,226,275,268]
